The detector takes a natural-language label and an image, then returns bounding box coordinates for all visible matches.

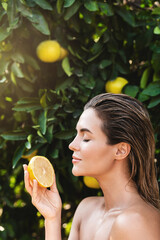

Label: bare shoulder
[110,202,160,240]
[71,196,104,224]
[77,196,104,213]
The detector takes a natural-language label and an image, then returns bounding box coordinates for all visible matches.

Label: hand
[23,164,62,220]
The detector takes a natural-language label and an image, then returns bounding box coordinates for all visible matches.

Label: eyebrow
[78,128,93,134]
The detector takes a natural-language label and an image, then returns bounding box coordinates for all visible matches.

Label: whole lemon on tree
[83,176,100,189]
[36,40,68,63]
[36,40,61,63]
[105,77,128,94]
[59,46,68,60]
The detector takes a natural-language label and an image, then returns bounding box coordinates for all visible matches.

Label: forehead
[76,108,102,130]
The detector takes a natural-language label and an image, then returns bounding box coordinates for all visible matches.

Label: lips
[72,155,81,164]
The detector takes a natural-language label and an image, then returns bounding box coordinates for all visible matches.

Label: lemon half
[28,156,54,188]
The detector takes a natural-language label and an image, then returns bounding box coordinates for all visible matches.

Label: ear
[115,142,131,160]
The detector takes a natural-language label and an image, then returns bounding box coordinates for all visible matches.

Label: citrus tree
[0,0,160,239]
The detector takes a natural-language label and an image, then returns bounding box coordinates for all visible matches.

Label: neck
[97,163,140,211]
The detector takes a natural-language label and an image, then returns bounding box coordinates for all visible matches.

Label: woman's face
[69,108,117,177]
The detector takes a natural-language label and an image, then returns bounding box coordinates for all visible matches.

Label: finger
[50,173,58,193]
[23,164,28,171]
[24,169,33,196]
[32,179,40,206]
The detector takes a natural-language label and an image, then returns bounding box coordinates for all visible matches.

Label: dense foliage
[0,0,160,239]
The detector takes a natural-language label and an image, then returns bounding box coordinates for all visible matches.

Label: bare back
[68,197,160,240]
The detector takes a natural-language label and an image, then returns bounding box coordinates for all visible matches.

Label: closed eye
[83,139,90,142]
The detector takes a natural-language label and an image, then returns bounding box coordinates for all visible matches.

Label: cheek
[81,142,108,160]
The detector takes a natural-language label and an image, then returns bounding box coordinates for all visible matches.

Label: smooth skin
[24,108,160,240]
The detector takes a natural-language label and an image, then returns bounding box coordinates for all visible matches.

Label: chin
[72,169,81,177]
[72,166,91,177]
[72,166,84,177]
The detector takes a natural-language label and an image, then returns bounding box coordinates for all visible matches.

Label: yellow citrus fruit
[36,40,61,63]
[83,176,100,189]
[22,149,38,161]
[59,47,68,60]
[28,156,54,188]
[105,77,128,94]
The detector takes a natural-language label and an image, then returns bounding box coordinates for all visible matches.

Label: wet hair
[84,93,160,210]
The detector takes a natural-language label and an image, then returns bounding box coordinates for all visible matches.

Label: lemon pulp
[28,156,54,188]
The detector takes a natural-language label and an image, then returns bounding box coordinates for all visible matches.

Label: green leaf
[138,92,150,102]
[7,0,19,30]
[24,55,40,70]
[0,76,7,83]
[54,130,76,140]
[98,3,114,16]
[56,174,64,193]
[11,62,24,78]
[140,68,150,89]
[11,52,25,64]
[152,52,160,73]
[116,62,129,74]
[17,2,33,18]
[64,0,75,8]
[0,26,11,41]
[33,0,53,10]
[81,8,92,24]
[64,103,75,113]
[80,75,95,89]
[99,59,112,69]
[0,8,6,22]
[62,57,73,76]
[64,1,81,20]
[84,1,99,12]
[31,10,50,35]
[124,85,139,98]
[12,143,26,169]
[21,6,50,35]
[0,58,10,75]
[148,96,160,108]
[154,26,160,35]
[56,77,74,90]
[152,7,160,15]
[25,134,33,149]
[7,0,15,23]
[1,131,28,141]
[57,0,64,14]
[45,125,53,143]
[17,79,34,93]
[50,148,59,158]
[39,110,47,135]
[142,82,160,97]
[16,97,39,104]
[116,8,136,27]
[13,103,42,112]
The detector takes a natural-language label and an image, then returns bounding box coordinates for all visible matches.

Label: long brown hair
[84,93,160,209]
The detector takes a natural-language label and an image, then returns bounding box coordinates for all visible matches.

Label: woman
[24,93,160,240]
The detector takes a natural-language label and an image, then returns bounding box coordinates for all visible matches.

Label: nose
[69,136,80,151]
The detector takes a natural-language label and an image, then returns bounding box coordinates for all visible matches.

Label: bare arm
[68,197,94,240]
[68,202,81,240]
[24,164,62,240]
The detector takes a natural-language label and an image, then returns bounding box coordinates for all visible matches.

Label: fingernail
[33,179,37,184]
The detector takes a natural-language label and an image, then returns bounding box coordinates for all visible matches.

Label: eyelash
[83,139,90,142]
